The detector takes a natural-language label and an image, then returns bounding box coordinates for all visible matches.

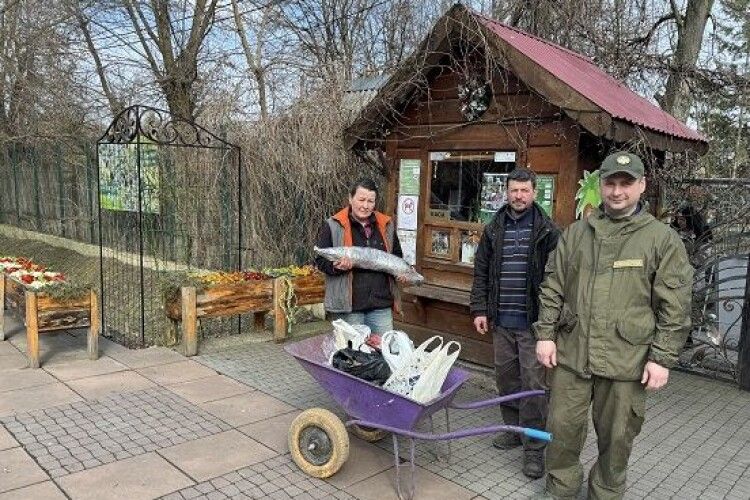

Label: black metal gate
[96,106,241,347]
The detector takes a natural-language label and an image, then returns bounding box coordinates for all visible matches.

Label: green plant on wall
[575,170,602,218]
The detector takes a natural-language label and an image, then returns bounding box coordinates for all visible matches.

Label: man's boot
[523,450,545,479]
[492,433,522,449]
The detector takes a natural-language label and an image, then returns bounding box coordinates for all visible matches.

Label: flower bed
[163,265,324,356]
[1,256,99,368]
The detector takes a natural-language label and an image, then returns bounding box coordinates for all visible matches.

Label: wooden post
[88,290,100,360]
[0,275,5,341]
[182,287,198,356]
[253,311,267,331]
[738,255,750,391]
[25,291,40,368]
[273,277,287,343]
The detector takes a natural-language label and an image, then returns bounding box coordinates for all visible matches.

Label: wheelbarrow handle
[524,428,553,442]
[448,389,546,410]
[346,420,552,443]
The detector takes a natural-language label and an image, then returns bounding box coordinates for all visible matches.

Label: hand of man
[536,340,557,368]
[333,256,353,271]
[395,274,409,284]
[473,316,488,335]
[641,361,669,390]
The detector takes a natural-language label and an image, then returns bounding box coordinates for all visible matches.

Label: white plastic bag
[409,341,461,403]
[331,319,372,353]
[381,330,415,373]
[383,336,443,397]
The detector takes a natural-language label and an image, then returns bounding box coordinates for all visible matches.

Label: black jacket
[470,202,560,326]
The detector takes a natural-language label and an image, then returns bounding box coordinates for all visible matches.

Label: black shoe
[492,433,522,449]
[523,451,545,479]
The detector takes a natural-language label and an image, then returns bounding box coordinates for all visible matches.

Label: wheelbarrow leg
[444,408,452,464]
[392,435,416,500]
[428,416,448,463]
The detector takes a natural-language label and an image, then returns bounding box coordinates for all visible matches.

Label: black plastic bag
[332,348,392,386]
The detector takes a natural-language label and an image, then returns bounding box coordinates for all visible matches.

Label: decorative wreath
[457,77,493,121]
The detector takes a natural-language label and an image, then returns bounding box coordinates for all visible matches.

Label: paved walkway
[1,315,749,500]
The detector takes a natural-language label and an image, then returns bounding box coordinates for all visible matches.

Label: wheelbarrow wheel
[289,408,349,478]
[349,422,388,442]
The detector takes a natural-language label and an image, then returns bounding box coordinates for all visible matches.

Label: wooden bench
[1,275,99,368]
[165,274,325,356]
[402,284,471,306]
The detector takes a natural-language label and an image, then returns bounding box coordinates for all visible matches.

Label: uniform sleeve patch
[613,259,644,269]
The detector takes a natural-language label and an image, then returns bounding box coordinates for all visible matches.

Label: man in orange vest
[315,178,403,333]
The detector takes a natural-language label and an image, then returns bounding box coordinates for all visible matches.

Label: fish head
[313,246,346,262]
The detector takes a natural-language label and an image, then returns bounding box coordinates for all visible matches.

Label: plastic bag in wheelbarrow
[331,348,392,386]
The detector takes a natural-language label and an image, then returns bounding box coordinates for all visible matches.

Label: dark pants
[492,325,548,451]
[546,366,646,500]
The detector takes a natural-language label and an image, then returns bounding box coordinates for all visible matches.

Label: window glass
[429,152,516,224]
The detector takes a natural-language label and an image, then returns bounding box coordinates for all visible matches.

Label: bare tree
[121,0,220,120]
[661,0,716,119]
[69,0,124,117]
[230,0,274,121]
[0,0,84,139]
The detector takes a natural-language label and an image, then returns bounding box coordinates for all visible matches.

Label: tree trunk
[661,0,715,120]
[72,1,123,117]
[231,0,269,121]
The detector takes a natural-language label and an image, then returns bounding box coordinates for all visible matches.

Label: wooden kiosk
[346,4,708,366]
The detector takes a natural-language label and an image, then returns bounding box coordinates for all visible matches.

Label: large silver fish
[314,246,425,285]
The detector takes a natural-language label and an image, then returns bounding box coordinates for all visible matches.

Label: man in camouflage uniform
[533,151,693,500]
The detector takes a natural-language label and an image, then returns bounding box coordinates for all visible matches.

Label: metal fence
[0,140,98,243]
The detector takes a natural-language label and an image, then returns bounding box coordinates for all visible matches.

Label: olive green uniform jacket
[533,206,693,381]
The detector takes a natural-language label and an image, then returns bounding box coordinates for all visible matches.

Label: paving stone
[43,356,129,381]
[65,370,157,400]
[0,382,82,416]
[159,429,277,482]
[0,425,19,450]
[137,360,217,385]
[199,391,296,426]
[0,480,67,500]
[0,447,48,493]
[166,374,253,404]
[105,346,186,369]
[58,452,193,500]
[1,387,231,476]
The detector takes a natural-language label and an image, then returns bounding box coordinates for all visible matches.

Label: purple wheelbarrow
[284,334,551,499]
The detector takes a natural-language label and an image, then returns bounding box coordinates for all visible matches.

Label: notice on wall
[397,195,418,231]
[494,151,516,163]
[99,143,160,213]
[535,175,555,216]
[397,230,417,265]
[399,159,421,195]
[479,172,508,224]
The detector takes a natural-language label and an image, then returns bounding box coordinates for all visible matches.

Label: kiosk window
[429,152,516,224]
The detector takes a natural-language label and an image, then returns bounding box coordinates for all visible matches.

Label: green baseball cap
[600,151,644,179]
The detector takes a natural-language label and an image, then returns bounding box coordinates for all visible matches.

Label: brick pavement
[1,313,749,500]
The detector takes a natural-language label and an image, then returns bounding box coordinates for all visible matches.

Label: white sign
[397,230,417,265]
[397,195,418,231]
[494,151,516,163]
[429,151,449,161]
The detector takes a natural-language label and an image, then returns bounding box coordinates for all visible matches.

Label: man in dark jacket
[470,167,560,479]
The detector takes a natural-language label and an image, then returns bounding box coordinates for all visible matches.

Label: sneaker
[492,433,522,449]
[522,450,545,479]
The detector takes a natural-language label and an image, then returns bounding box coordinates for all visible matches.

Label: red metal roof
[476,15,707,144]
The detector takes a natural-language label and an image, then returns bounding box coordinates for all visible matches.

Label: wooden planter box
[166,274,325,356]
[1,275,99,368]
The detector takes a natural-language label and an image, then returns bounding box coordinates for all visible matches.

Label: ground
[1,316,749,500]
